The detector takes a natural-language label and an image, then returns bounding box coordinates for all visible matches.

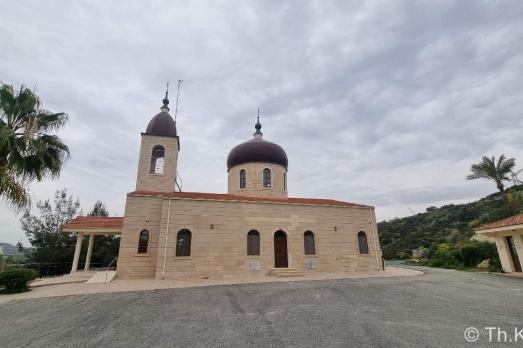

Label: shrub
[424,243,460,268]
[488,257,503,272]
[458,241,499,267]
[0,267,39,293]
[397,251,410,260]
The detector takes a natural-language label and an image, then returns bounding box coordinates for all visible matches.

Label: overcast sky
[1,1,523,245]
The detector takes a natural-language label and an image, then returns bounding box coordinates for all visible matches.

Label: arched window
[240,169,246,189]
[247,230,260,256]
[358,231,369,254]
[283,172,287,191]
[176,229,192,256]
[304,231,315,255]
[149,145,165,174]
[263,168,271,188]
[138,230,149,254]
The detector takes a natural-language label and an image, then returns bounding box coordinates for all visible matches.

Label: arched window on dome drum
[138,230,149,254]
[247,230,260,256]
[240,169,246,189]
[176,229,192,256]
[149,145,165,174]
[358,231,369,254]
[263,168,271,188]
[304,231,315,255]
[284,173,287,191]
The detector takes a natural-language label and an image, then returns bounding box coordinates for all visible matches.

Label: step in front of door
[269,268,305,277]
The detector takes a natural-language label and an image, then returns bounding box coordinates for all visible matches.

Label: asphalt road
[1,267,522,347]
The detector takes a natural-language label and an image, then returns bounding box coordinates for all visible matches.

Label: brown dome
[227,138,288,170]
[145,111,177,137]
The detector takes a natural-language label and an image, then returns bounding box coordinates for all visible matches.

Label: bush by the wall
[0,267,39,293]
[458,241,499,268]
[425,243,460,269]
[419,240,503,272]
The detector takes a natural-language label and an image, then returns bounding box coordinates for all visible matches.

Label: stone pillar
[84,234,95,271]
[495,236,512,272]
[71,233,84,273]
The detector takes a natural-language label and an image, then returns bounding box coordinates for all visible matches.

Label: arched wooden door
[274,230,288,268]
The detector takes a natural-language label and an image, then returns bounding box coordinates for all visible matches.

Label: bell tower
[135,89,180,192]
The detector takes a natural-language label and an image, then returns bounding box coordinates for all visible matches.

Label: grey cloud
[1,0,523,244]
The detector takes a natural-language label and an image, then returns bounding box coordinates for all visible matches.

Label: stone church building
[64,93,383,280]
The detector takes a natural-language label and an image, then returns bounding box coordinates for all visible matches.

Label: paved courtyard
[1,267,522,347]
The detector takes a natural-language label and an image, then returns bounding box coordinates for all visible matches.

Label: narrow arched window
[304,231,315,255]
[149,145,165,174]
[358,231,369,254]
[176,229,192,256]
[263,168,271,188]
[247,230,260,256]
[240,169,246,189]
[138,230,149,254]
[283,172,287,191]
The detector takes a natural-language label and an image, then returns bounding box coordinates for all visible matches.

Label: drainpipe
[161,199,172,280]
[369,207,381,271]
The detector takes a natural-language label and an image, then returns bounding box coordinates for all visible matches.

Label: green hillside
[378,185,523,260]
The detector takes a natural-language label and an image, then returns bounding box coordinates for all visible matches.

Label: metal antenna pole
[174,80,183,122]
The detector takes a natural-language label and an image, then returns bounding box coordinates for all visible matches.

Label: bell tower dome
[135,88,180,192]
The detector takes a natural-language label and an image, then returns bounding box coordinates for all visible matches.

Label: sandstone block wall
[117,194,383,280]
[135,134,179,192]
[228,163,287,198]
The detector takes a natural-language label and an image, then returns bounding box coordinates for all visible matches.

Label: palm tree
[467,154,516,193]
[0,83,69,207]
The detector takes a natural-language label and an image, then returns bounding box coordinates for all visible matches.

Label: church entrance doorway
[274,230,288,268]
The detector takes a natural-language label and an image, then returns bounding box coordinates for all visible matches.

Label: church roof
[129,190,371,208]
[144,88,178,138]
[226,117,288,170]
[227,139,288,170]
[145,111,177,137]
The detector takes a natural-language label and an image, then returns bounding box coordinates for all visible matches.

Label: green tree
[0,83,69,208]
[88,200,109,217]
[467,154,515,194]
[87,201,120,266]
[21,188,80,275]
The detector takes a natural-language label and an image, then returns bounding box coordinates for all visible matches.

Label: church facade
[67,94,383,280]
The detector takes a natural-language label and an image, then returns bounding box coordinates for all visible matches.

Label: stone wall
[492,231,523,272]
[135,134,179,192]
[117,194,383,280]
[116,195,163,278]
[228,163,287,198]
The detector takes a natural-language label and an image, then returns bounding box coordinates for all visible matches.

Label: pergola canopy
[475,213,523,234]
[63,216,123,235]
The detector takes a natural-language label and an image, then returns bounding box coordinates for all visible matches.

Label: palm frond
[497,155,515,179]
[35,111,69,132]
[0,168,29,208]
[467,154,516,192]
[0,82,70,184]
[0,84,16,125]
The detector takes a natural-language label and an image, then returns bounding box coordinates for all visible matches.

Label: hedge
[0,267,39,294]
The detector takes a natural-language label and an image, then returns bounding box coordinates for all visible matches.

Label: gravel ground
[1,266,522,347]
